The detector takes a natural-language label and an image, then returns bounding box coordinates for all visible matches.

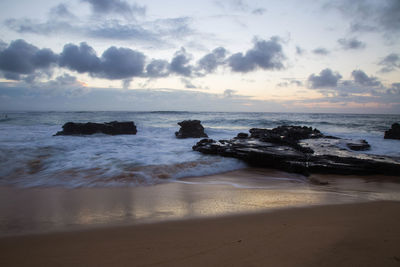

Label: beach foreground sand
[1,201,400,267]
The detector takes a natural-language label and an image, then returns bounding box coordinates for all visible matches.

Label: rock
[249,126,321,154]
[175,120,208,139]
[346,140,371,151]
[384,123,400,140]
[54,121,137,136]
[235,133,249,139]
[193,125,400,177]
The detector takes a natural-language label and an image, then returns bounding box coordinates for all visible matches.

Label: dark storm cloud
[82,0,146,18]
[1,37,288,83]
[99,46,145,79]
[146,59,170,78]
[308,68,342,89]
[169,48,192,77]
[312,47,329,55]
[197,47,227,73]
[59,42,101,73]
[228,37,285,73]
[351,70,381,87]
[59,42,145,79]
[378,53,400,73]
[2,72,21,81]
[0,39,58,78]
[338,38,366,50]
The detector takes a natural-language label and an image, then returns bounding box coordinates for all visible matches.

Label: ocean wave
[0,111,399,188]
[0,157,246,188]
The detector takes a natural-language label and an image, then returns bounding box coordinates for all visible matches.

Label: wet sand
[0,168,400,266]
[1,168,400,236]
[1,201,400,267]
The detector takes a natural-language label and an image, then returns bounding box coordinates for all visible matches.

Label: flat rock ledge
[193,125,400,177]
[175,120,208,139]
[54,121,137,136]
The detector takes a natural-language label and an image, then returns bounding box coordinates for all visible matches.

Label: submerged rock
[193,125,400,177]
[54,121,137,136]
[346,139,371,151]
[384,123,400,140]
[175,120,208,139]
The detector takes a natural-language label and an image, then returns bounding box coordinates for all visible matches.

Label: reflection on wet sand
[0,168,399,236]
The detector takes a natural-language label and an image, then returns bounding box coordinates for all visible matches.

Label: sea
[0,111,399,188]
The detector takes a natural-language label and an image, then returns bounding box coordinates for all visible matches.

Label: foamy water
[0,111,399,188]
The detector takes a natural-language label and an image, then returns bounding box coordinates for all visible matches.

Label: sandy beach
[0,169,400,266]
[0,201,399,267]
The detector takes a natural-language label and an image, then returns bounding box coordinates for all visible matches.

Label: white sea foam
[0,111,399,188]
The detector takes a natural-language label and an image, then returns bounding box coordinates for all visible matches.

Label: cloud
[378,53,400,73]
[228,37,285,72]
[5,7,192,45]
[5,18,74,35]
[49,4,76,19]
[0,39,58,79]
[252,8,266,15]
[312,47,329,55]
[214,0,249,12]
[46,73,84,88]
[82,0,146,19]
[277,79,303,87]
[1,37,289,83]
[122,78,132,89]
[308,68,342,88]
[223,89,236,97]
[338,38,366,50]
[59,42,101,73]
[169,48,192,76]
[197,47,227,73]
[181,78,196,89]
[87,20,158,41]
[149,17,194,39]
[351,70,381,87]
[146,59,170,78]
[59,42,145,79]
[326,0,400,39]
[214,0,266,16]
[0,83,287,112]
[99,47,145,79]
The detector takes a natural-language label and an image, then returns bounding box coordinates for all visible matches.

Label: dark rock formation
[193,125,400,177]
[175,120,208,139]
[54,121,137,136]
[384,123,400,140]
[236,133,249,139]
[346,140,370,151]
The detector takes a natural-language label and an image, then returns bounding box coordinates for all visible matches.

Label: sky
[0,0,399,113]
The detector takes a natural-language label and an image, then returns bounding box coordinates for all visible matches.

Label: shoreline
[1,201,400,266]
[1,168,400,237]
